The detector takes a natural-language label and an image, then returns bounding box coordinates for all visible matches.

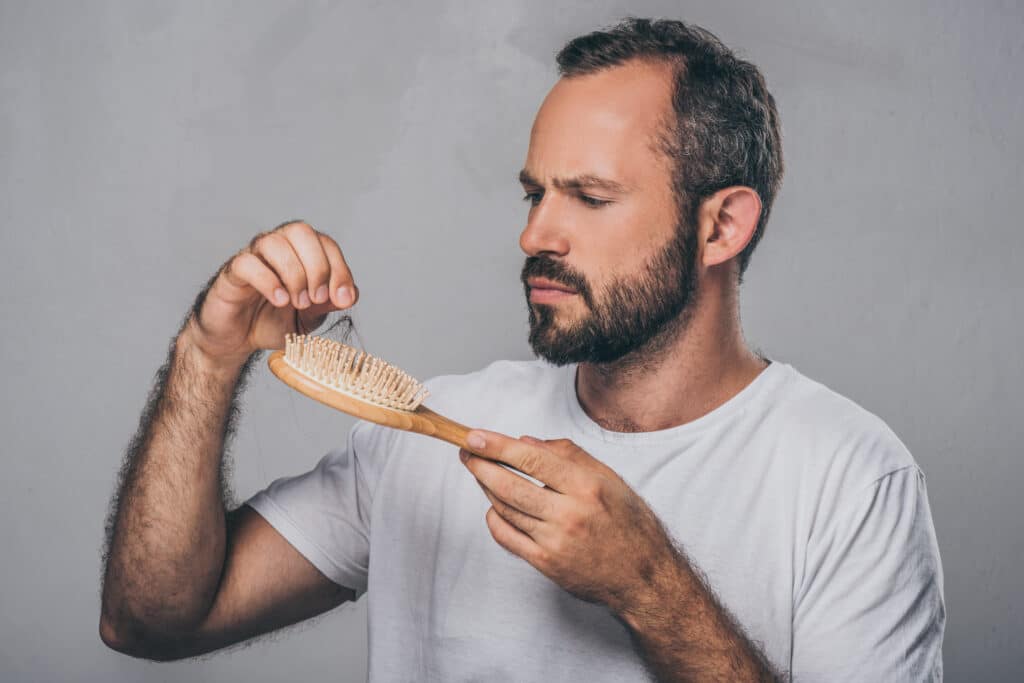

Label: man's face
[519,60,700,365]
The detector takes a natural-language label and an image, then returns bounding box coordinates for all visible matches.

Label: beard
[521,220,699,366]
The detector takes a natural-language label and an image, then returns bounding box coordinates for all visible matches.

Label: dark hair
[557,17,783,283]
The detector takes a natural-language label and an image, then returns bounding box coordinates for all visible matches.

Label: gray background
[1,0,1021,680]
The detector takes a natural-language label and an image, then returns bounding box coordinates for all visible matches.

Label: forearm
[616,550,781,683]
[101,319,255,640]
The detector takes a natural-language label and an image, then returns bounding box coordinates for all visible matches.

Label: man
[100,18,945,682]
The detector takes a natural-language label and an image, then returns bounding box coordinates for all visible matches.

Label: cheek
[577,203,670,277]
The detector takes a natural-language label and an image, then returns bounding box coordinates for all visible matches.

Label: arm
[104,502,355,661]
[615,549,778,682]
[99,325,354,660]
[101,220,361,659]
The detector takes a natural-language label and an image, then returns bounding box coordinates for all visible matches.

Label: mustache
[521,256,593,308]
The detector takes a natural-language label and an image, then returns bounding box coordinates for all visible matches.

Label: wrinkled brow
[519,169,629,193]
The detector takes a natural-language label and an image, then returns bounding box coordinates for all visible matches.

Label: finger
[220,251,291,308]
[316,232,358,309]
[461,449,557,520]
[477,482,542,537]
[280,222,331,306]
[485,506,544,567]
[464,429,572,492]
[250,232,308,309]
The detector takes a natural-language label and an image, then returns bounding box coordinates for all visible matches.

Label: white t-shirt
[246,359,945,681]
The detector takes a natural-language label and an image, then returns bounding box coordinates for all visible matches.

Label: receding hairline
[520,60,682,203]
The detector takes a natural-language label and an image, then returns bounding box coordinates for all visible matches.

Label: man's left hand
[459,429,680,614]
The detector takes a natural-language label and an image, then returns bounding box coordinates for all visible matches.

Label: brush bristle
[283,333,429,412]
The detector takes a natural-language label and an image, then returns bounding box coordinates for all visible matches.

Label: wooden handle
[267,350,473,450]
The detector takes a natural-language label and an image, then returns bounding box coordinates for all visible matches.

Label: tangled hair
[557,18,784,283]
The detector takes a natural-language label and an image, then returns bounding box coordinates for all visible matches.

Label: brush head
[282,333,430,412]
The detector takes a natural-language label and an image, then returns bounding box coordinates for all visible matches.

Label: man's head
[519,18,783,366]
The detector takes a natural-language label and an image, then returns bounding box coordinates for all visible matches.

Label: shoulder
[769,366,941,607]
[768,362,920,493]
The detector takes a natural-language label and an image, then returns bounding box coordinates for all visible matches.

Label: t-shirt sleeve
[243,420,377,597]
[792,466,946,681]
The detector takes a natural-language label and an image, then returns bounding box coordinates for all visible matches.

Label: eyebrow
[518,169,629,194]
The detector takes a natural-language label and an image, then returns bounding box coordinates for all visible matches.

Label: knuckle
[317,230,340,252]
[564,511,585,536]
[593,476,620,510]
[267,231,291,248]
[228,255,249,279]
[222,252,252,284]
[516,511,535,533]
[548,535,567,558]
[520,490,539,514]
[282,221,314,238]
[237,251,260,270]
[248,230,271,251]
[254,231,284,255]
[263,239,304,281]
[322,233,342,251]
[493,479,512,502]
[487,507,504,534]
[274,218,308,232]
[582,480,604,506]
[519,451,541,474]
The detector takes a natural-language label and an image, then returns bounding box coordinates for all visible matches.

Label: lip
[527,277,577,294]
[530,288,575,304]
[527,277,578,305]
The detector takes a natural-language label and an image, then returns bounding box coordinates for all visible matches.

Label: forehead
[525,59,675,181]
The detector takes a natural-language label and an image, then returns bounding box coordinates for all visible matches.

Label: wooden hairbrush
[267,333,474,450]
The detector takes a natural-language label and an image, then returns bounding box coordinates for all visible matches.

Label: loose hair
[557,18,784,283]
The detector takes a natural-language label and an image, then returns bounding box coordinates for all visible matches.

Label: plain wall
[1,1,1021,680]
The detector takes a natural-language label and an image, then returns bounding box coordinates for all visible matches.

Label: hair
[556,17,784,284]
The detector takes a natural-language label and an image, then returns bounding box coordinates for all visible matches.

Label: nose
[519,196,570,257]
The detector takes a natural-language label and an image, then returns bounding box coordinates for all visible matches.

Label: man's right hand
[186,220,359,367]
[100,219,361,659]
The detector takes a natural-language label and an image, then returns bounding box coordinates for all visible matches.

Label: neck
[574,276,769,433]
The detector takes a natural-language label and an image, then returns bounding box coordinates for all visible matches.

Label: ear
[697,186,762,270]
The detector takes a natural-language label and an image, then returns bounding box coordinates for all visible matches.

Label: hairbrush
[267,333,474,450]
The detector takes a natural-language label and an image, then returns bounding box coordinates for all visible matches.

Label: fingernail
[337,286,352,306]
[274,288,289,305]
[314,284,328,303]
[459,451,469,463]
[467,432,486,450]
[298,290,311,308]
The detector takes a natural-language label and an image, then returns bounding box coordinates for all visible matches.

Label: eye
[522,191,543,207]
[579,194,611,208]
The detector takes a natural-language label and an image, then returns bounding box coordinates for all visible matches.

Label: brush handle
[267,350,474,451]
